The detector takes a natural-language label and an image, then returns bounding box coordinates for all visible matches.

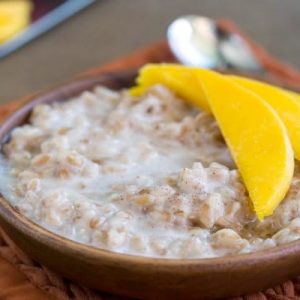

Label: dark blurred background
[0,0,300,104]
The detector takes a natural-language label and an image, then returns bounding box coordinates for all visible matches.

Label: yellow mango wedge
[228,75,300,161]
[130,64,210,111]
[195,70,294,220]
[0,0,32,44]
[131,64,294,220]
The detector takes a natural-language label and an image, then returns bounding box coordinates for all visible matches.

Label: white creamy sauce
[1,85,300,259]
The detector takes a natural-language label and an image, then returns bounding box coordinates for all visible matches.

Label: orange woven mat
[1,20,300,300]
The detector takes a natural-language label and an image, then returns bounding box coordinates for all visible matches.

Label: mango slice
[0,0,32,44]
[196,70,293,220]
[130,64,210,111]
[229,75,300,161]
[131,64,294,220]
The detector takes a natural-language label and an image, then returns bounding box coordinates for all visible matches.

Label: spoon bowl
[167,15,262,72]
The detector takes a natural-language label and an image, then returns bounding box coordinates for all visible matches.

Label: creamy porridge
[1,85,300,259]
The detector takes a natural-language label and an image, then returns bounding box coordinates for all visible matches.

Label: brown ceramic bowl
[1,71,300,300]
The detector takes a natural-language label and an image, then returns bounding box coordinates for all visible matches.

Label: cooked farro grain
[1,85,300,258]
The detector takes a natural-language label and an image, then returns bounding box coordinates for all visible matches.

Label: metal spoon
[167,15,262,72]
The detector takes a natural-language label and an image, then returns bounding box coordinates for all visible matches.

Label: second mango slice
[196,70,293,220]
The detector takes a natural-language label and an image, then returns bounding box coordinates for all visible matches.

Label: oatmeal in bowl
[1,65,300,259]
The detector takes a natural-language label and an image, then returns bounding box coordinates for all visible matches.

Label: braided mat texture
[2,20,300,299]
[1,227,300,300]
[0,228,105,300]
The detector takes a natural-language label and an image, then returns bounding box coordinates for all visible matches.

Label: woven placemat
[1,227,300,300]
[1,20,300,300]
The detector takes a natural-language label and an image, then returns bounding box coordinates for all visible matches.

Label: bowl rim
[0,70,300,270]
